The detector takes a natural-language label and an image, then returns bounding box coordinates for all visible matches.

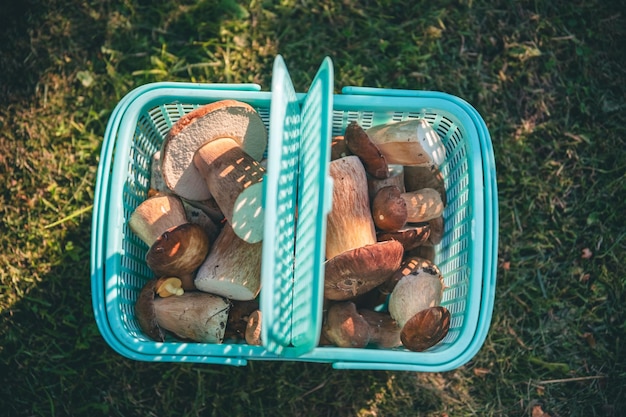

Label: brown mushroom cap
[324,240,404,301]
[344,121,389,179]
[145,223,210,279]
[401,306,450,352]
[371,185,408,232]
[135,278,165,342]
[161,100,268,201]
[322,302,370,348]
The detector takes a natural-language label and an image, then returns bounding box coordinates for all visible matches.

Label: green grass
[1,0,625,415]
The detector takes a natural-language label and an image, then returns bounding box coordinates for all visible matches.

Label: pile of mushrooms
[131,100,267,344]
[130,99,450,353]
[320,119,451,352]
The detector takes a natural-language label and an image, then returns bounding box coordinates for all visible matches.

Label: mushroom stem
[194,224,262,301]
[193,137,265,243]
[400,188,445,223]
[326,156,377,259]
[153,292,231,343]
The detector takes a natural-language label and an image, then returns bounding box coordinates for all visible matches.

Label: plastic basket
[91,56,498,371]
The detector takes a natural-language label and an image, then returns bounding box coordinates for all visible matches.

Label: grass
[1,0,625,415]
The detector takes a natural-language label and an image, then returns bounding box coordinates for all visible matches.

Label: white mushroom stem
[193,137,266,243]
[326,156,377,259]
[194,224,262,301]
[153,292,231,343]
[366,118,446,166]
[128,194,188,246]
[401,188,445,223]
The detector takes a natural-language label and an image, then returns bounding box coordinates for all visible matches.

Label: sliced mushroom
[325,156,377,259]
[365,118,446,166]
[371,185,408,232]
[324,240,404,301]
[161,100,268,243]
[194,223,262,301]
[344,121,389,179]
[322,302,370,348]
[401,306,450,352]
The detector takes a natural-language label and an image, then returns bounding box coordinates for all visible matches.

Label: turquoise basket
[90,56,498,371]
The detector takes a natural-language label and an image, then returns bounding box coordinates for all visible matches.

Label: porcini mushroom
[371,185,408,232]
[324,240,404,301]
[194,223,262,301]
[365,118,446,166]
[325,156,377,259]
[322,302,370,348]
[401,306,450,352]
[135,277,230,343]
[129,194,211,290]
[161,100,268,243]
[400,188,445,223]
[344,121,389,179]
[388,268,445,329]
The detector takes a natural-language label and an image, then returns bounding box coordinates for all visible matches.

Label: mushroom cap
[322,302,371,348]
[401,306,450,352]
[161,100,268,201]
[134,278,165,342]
[146,223,210,278]
[344,121,389,179]
[371,185,408,232]
[324,240,404,301]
